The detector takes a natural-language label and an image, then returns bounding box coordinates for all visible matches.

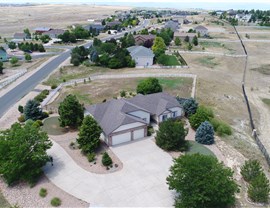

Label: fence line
[233,24,270,166]
[169,50,247,58]
[0,69,27,89]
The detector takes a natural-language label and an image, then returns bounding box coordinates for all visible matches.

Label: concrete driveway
[44,138,175,207]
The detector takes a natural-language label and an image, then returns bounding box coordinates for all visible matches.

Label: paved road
[0,20,149,118]
[44,138,174,207]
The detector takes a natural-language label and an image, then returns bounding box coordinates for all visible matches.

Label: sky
[2,0,270,10]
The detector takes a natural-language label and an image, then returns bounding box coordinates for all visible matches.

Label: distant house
[0,47,8,62]
[164,20,180,32]
[106,21,122,28]
[43,29,65,39]
[173,32,196,42]
[34,27,52,34]
[127,46,154,67]
[84,24,105,32]
[85,92,183,146]
[134,34,156,46]
[194,25,208,36]
[236,14,252,22]
[13,32,30,40]
[183,19,191,24]
[227,9,237,16]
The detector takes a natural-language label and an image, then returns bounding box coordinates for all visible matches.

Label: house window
[162,114,168,121]
[172,111,177,118]
[142,118,147,121]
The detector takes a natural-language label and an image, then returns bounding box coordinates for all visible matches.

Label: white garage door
[112,132,131,146]
[133,128,145,140]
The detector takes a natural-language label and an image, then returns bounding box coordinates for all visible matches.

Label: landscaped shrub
[39,188,47,198]
[120,90,126,97]
[195,121,215,145]
[87,152,96,162]
[241,160,263,183]
[18,105,24,114]
[34,120,43,127]
[51,84,58,89]
[34,90,49,103]
[248,173,270,203]
[18,114,25,123]
[147,126,154,136]
[102,152,112,167]
[51,197,61,207]
[42,112,49,119]
[183,98,198,117]
[189,106,214,130]
[210,118,232,136]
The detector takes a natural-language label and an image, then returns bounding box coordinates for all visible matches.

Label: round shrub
[241,160,262,183]
[34,120,43,127]
[18,105,24,114]
[189,106,214,130]
[51,84,58,89]
[102,152,112,167]
[39,188,47,198]
[18,114,26,123]
[51,197,61,207]
[195,121,215,145]
[87,152,96,162]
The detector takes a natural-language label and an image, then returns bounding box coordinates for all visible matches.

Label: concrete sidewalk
[44,138,175,207]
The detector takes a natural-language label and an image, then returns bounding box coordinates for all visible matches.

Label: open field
[47,77,193,110]
[0,4,130,37]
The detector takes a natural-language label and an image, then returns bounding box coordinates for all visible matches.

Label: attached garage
[111,132,131,146]
[133,128,145,140]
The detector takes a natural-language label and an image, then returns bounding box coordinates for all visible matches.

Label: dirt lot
[0,4,130,37]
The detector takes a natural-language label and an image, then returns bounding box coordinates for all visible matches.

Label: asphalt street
[0,20,149,117]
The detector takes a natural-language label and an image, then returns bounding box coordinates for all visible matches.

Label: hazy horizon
[2,1,270,10]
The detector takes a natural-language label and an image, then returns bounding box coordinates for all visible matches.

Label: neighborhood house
[127,46,154,67]
[164,20,180,32]
[134,34,156,45]
[13,32,31,40]
[43,29,66,38]
[194,25,208,36]
[34,27,52,34]
[85,92,183,146]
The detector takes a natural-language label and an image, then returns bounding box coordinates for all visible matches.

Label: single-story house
[106,21,122,28]
[34,27,52,34]
[134,34,156,46]
[194,25,208,36]
[43,29,65,38]
[13,32,31,40]
[85,92,183,146]
[173,32,196,42]
[164,20,180,32]
[84,24,105,32]
[127,46,154,67]
[0,47,8,62]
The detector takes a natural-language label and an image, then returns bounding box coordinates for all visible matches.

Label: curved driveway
[44,138,174,207]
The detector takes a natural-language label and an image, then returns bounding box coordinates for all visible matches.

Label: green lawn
[158,77,192,90]
[162,55,181,66]
[186,141,216,157]
[262,98,270,108]
[0,190,10,208]
[42,116,68,135]
[200,41,223,48]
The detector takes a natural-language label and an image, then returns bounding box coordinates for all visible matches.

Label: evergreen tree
[77,115,102,153]
[183,98,198,117]
[195,121,215,145]
[24,99,43,121]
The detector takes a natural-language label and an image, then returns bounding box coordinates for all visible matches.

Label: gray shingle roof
[85,99,147,136]
[194,25,208,31]
[85,92,181,136]
[127,46,154,58]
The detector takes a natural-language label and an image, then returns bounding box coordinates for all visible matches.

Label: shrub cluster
[210,118,232,136]
[241,160,270,203]
[51,197,61,207]
[34,89,50,103]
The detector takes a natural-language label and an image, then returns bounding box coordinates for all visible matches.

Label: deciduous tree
[0,121,52,185]
[156,119,187,151]
[58,94,84,128]
[136,77,162,95]
[167,154,239,208]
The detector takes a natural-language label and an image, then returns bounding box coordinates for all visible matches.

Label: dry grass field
[0,4,130,37]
